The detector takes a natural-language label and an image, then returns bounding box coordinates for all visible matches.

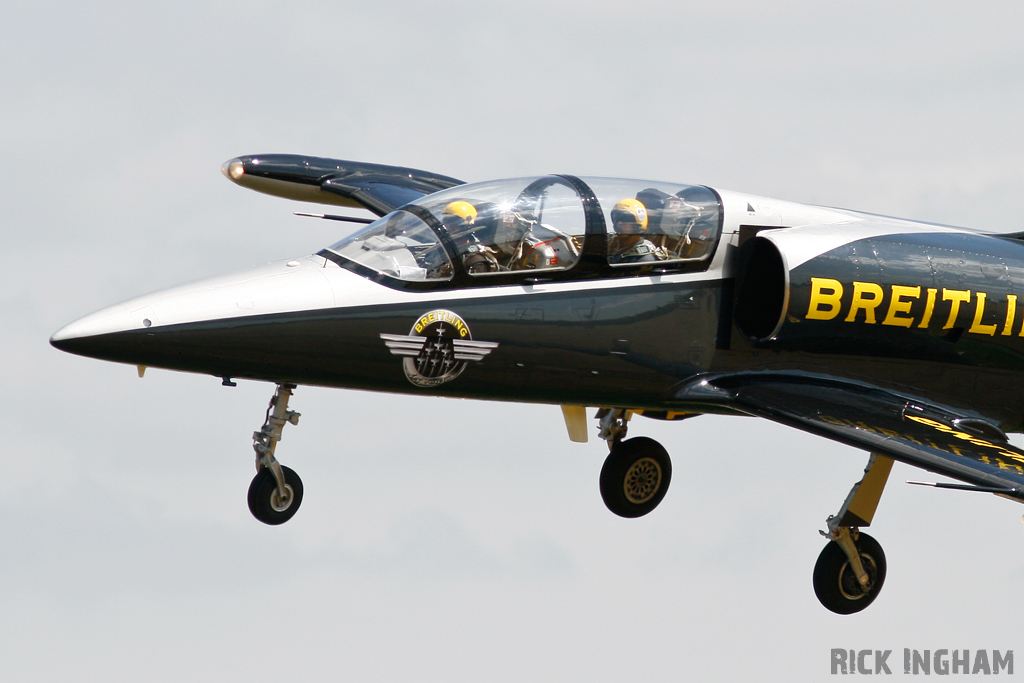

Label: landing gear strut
[813,453,893,614]
[248,383,304,525]
[596,408,672,518]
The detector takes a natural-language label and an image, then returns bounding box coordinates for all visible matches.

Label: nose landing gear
[596,408,673,518]
[248,383,304,525]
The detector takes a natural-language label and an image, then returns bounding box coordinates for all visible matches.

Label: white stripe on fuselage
[714,187,983,270]
[757,220,975,270]
[51,254,729,342]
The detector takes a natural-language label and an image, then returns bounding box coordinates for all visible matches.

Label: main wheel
[248,465,304,525]
[812,532,886,614]
[599,437,672,518]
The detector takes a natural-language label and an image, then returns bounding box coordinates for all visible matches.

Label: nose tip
[48,330,95,357]
[50,302,141,358]
[49,331,73,353]
[50,324,105,358]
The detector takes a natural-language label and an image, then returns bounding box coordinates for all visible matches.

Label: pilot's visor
[611,209,640,225]
[441,214,471,229]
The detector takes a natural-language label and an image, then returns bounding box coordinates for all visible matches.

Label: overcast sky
[5,1,1024,681]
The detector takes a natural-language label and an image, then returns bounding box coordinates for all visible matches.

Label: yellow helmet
[611,198,648,231]
[442,201,477,227]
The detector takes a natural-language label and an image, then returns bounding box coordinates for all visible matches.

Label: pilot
[493,208,567,271]
[608,198,667,264]
[442,201,499,273]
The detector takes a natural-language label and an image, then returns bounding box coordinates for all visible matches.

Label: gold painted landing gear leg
[813,453,893,614]
[248,383,304,525]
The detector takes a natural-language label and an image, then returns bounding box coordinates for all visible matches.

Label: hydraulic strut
[596,408,633,448]
[252,383,301,507]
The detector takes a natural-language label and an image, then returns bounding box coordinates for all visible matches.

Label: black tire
[599,437,672,518]
[812,532,886,614]
[247,465,304,525]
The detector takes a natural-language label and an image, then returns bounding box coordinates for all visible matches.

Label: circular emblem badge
[405,309,469,387]
[380,309,499,388]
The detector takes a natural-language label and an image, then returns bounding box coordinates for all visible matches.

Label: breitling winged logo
[381,309,498,387]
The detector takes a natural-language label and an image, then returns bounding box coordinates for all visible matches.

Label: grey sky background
[4,1,1024,680]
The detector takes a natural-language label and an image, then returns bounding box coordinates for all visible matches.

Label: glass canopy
[326,175,721,283]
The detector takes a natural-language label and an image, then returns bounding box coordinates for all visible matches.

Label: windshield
[327,210,453,281]
[417,176,586,275]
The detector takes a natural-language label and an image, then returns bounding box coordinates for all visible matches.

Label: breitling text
[413,310,469,337]
[806,278,1019,336]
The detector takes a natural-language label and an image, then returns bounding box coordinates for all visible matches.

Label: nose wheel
[249,383,304,525]
[248,465,304,525]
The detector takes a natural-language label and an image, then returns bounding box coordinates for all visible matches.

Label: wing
[679,373,1024,499]
[222,154,464,215]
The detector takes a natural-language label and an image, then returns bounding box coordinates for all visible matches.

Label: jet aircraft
[51,154,1024,614]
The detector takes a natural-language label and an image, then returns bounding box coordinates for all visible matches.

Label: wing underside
[683,373,1024,500]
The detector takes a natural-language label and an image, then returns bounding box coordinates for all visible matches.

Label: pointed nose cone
[50,301,145,358]
[50,257,340,372]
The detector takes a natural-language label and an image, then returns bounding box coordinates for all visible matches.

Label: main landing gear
[813,453,894,614]
[596,408,672,518]
[248,383,304,525]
